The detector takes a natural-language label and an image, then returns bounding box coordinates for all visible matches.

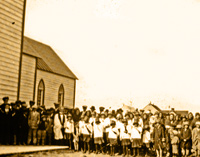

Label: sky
[25,0,200,112]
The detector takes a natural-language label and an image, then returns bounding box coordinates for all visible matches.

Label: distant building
[0,1,77,108]
[162,108,188,117]
[143,103,188,116]
[143,102,162,114]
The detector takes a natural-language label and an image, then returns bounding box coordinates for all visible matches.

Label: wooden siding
[35,70,75,109]
[19,54,36,103]
[0,0,25,102]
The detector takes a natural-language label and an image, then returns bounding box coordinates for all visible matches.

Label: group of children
[61,106,200,157]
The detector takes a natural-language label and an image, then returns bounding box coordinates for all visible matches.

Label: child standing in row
[108,120,119,156]
[94,116,104,154]
[120,119,131,156]
[64,113,74,150]
[73,123,79,152]
[130,120,142,157]
[81,116,92,153]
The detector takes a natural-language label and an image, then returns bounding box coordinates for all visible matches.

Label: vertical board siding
[35,70,75,109]
[0,0,25,103]
[19,54,36,103]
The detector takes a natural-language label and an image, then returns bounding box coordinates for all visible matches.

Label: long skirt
[132,138,141,148]
[121,139,130,146]
[94,137,104,145]
[82,134,91,143]
[109,138,118,146]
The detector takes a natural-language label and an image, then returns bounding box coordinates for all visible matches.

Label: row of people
[1,96,200,157]
[55,105,200,157]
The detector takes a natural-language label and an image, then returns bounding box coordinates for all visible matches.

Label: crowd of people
[0,96,200,157]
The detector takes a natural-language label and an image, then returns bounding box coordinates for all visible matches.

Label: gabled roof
[143,102,162,112]
[23,37,78,79]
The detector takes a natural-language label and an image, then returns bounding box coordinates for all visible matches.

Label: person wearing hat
[37,114,47,145]
[53,107,66,145]
[1,103,12,145]
[64,113,74,149]
[99,106,105,115]
[80,105,88,119]
[90,106,95,114]
[11,101,21,145]
[152,119,165,157]
[0,97,9,110]
[179,121,192,156]
[192,121,200,156]
[46,111,54,145]
[53,103,60,114]
[27,107,40,145]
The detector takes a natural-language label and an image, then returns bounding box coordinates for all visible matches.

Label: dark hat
[15,100,21,104]
[99,106,105,112]
[29,101,35,105]
[22,102,27,107]
[10,102,16,106]
[82,105,87,109]
[2,97,9,101]
[110,120,116,126]
[122,119,127,124]
[54,103,60,107]
[90,106,95,111]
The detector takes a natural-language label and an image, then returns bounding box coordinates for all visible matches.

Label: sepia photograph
[0,0,200,156]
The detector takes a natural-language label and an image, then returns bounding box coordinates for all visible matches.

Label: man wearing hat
[54,103,60,114]
[27,107,40,145]
[192,121,200,156]
[11,101,22,145]
[90,106,96,114]
[28,101,35,115]
[99,106,105,115]
[80,105,87,119]
[0,97,9,112]
[53,107,66,145]
[1,103,12,145]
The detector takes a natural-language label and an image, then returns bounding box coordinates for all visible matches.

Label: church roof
[23,36,78,79]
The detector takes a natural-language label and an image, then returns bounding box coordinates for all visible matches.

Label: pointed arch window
[37,79,45,106]
[58,84,64,106]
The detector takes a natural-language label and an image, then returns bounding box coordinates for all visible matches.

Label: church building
[0,0,77,108]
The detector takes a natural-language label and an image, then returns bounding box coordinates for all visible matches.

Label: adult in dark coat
[1,103,12,145]
[0,96,10,144]
[11,101,21,145]
[19,102,29,145]
[152,119,165,157]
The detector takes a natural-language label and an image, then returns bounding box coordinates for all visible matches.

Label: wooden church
[0,0,77,108]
